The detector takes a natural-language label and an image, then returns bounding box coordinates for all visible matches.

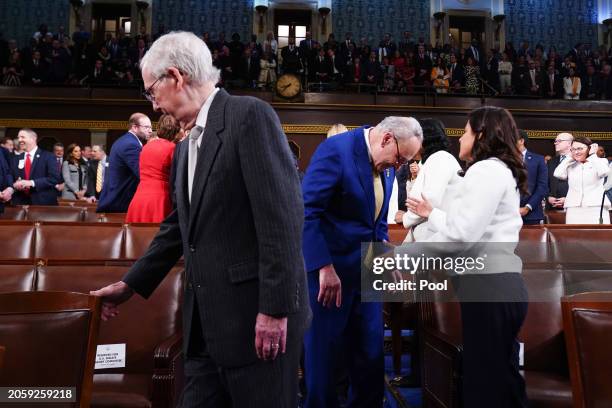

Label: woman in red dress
[126,114,183,223]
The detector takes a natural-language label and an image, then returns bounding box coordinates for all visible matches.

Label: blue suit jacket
[0,150,10,213]
[97,132,142,213]
[521,150,548,222]
[302,127,395,286]
[10,148,61,205]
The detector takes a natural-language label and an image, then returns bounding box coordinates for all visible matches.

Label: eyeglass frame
[392,135,408,166]
[142,74,166,102]
[553,138,572,144]
[569,146,587,153]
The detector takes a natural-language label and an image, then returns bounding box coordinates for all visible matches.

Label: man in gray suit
[91,31,310,407]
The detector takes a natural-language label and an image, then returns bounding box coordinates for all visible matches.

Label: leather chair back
[0,206,27,220]
[0,291,100,407]
[37,264,183,375]
[519,268,568,374]
[0,265,36,292]
[124,225,160,259]
[0,223,35,260]
[34,223,124,260]
[548,228,612,266]
[562,292,612,408]
[518,226,552,266]
[26,206,85,222]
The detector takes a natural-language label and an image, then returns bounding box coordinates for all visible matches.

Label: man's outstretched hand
[90,281,134,321]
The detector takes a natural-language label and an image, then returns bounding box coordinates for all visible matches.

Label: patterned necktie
[25,153,32,179]
[96,161,104,193]
[188,126,203,202]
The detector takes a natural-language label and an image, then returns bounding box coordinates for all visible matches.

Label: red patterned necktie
[25,153,32,180]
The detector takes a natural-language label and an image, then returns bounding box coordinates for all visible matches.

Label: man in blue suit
[96,113,151,213]
[518,130,548,225]
[0,147,11,213]
[302,117,423,407]
[5,129,61,206]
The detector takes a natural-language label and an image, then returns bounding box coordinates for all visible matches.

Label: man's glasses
[393,137,408,166]
[142,75,165,102]
[554,139,572,144]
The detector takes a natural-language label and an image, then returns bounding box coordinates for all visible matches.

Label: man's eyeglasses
[393,137,408,166]
[554,138,572,144]
[142,75,165,102]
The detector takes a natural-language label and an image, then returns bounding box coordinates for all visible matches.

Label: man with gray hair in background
[301,116,423,407]
[91,31,310,407]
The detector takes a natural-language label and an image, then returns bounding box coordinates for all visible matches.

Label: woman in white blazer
[401,118,462,242]
[554,136,611,223]
[406,107,529,407]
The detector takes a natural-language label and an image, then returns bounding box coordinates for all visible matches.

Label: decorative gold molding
[1,119,612,140]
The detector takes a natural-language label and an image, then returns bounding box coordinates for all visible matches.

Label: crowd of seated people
[3,24,612,99]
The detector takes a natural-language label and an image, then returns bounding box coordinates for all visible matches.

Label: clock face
[276,74,302,99]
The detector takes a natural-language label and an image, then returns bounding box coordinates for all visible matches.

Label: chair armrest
[422,327,462,408]
[152,332,183,408]
[154,332,182,370]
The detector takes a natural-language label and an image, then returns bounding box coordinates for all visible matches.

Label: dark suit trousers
[179,300,301,408]
[455,273,529,408]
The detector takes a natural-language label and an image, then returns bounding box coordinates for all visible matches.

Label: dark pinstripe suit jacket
[123,89,310,368]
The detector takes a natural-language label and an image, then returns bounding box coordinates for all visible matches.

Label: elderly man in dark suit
[91,31,310,408]
[5,128,61,206]
[96,113,151,213]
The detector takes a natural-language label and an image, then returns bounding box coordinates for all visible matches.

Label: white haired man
[301,116,423,407]
[90,31,310,407]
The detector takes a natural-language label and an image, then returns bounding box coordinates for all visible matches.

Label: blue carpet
[384,329,422,408]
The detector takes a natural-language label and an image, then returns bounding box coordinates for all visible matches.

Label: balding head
[554,132,573,155]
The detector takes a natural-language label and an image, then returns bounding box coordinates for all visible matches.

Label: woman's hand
[406,193,433,218]
[589,143,599,156]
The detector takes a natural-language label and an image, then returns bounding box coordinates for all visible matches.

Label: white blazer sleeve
[587,155,610,178]
[553,158,573,180]
[403,153,456,228]
[427,161,508,242]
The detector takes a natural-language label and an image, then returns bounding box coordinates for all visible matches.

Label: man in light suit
[96,113,151,213]
[302,117,423,407]
[5,128,61,206]
[91,31,310,407]
[517,130,548,224]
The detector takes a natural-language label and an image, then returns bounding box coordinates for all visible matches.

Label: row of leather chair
[0,260,183,408]
[0,221,159,261]
[0,205,127,223]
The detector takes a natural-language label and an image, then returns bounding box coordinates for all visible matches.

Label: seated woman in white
[554,136,611,224]
[401,118,462,242]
